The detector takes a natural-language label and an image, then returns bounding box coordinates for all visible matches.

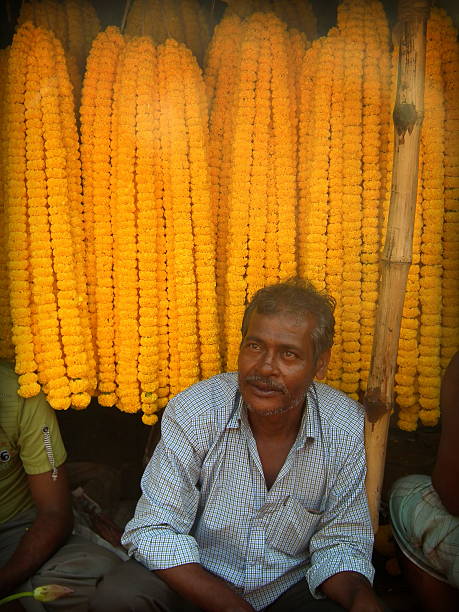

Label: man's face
[238,310,330,417]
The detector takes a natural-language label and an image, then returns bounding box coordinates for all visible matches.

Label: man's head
[238,278,335,417]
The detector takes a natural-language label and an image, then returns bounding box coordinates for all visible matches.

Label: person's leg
[0,509,40,611]
[89,558,202,612]
[28,534,123,612]
[264,579,344,611]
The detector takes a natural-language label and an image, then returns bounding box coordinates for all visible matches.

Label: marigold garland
[181,45,221,380]
[359,1,389,390]
[439,10,459,370]
[111,40,141,413]
[337,0,366,399]
[324,31,345,388]
[80,27,125,408]
[298,36,333,290]
[205,14,243,343]
[418,10,444,427]
[5,24,40,398]
[223,17,259,370]
[269,14,297,282]
[0,48,14,361]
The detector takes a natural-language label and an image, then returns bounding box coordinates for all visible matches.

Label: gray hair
[241,277,336,363]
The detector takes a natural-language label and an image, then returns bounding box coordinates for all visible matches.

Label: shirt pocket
[263,495,323,556]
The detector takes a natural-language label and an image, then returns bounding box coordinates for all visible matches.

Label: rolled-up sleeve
[121,400,202,570]
[305,433,375,597]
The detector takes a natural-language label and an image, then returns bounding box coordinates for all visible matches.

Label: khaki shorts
[390,474,459,588]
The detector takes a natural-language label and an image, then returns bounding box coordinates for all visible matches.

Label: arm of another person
[0,465,73,597]
[432,351,459,515]
[306,419,383,611]
[122,399,254,612]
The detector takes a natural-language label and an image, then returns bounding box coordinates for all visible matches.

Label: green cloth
[390,474,459,589]
[0,360,66,523]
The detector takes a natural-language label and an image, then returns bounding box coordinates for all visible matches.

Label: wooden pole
[364,0,431,532]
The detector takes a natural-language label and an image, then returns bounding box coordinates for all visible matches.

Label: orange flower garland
[298,36,333,290]
[5,24,40,398]
[80,27,125,408]
[337,0,365,399]
[440,10,459,369]
[0,48,14,361]
[181,45,221,380]
[324,31,345,389]
[158,39,200,394]
[359,2,388,389]
[246,14,270,300]
[111,41,141,413]
[133,37,161,424]
[205,14,243,339]
[224,17,259,370]
[418,10,444,427]
[36,27,91,408]
[269,14,297,282]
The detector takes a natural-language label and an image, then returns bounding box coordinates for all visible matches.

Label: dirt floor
[57,403,441,611]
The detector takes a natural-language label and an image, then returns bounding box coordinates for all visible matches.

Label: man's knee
[89,559,164,612]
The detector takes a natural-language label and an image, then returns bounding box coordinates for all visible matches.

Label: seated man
[390,351,459,611]
[0,359,123,611]
[91,278,384,611]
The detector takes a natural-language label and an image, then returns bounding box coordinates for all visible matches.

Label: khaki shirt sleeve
[17,391,67,475]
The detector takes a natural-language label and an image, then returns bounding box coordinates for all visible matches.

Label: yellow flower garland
[418,10,444,427]
[269,14,297,282]
[337,0,365,399]
[298,36,333,290]
[439,10,459,369]
[224,17,259,370]
[80,27,125,408]
[6,24,40,398]
[0,48,14,361]
[111,40,141,413]
[182,44,221,380]
[324,31,345,388]
[205,15,243,349]
[359,1,388,390]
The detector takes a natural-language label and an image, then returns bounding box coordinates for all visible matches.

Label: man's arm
[320,571,384,611]
[155,564,254,612]
[0,465,73,597]
[432,351,459,515]
[123,396,253,612]
[305,402,376,608]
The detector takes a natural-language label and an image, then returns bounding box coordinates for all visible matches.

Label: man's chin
[245,401,292,417]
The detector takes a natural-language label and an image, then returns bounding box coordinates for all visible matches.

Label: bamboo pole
[364,0,431,532]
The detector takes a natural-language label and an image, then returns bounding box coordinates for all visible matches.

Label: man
[91,278,383,611]
[390,351,459,611]
[0,359,122,611]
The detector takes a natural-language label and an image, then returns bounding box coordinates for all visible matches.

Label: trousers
[1,509,123,611]
[89,558,345,611]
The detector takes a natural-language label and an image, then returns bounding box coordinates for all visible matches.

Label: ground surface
[57,404,441,611]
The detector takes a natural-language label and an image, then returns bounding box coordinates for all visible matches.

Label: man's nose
[259,351,278,374]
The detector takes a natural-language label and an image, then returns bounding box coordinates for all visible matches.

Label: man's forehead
[249,308,317,329]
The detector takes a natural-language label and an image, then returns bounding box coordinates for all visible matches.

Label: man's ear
[315,349,331,380]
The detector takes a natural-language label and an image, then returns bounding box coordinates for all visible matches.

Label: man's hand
[320,571,384,612]
[0,466,73,597]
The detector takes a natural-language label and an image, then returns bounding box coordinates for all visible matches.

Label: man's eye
[284,351,297,359]
[247,342,260,350]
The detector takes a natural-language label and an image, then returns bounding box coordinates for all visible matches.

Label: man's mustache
[244,375,286,394]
